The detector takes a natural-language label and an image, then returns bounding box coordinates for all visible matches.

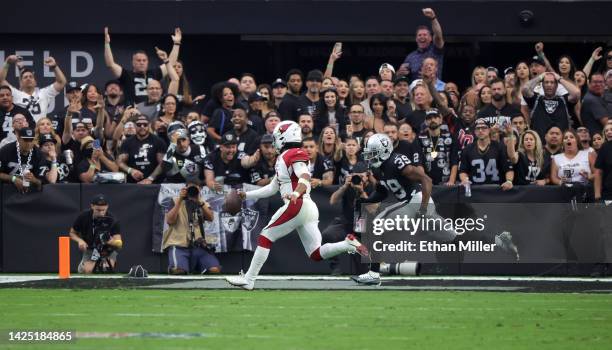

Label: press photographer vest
[162,199,204,250]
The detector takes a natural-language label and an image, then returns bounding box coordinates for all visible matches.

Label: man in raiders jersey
[162,129,205,184]
[116,115,167,183]
[417,109,459,185]
[249,134,277,186]
[204,133,249,191]
[301,137,334,188]
[0,127,44,192]
[104,27,181,105]
[522,72,580,140]
[459,118,514,189]
[0,55,67,122]
[37,133,72,183]
[0,86,35,141]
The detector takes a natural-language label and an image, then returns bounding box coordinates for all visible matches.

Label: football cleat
[345,234,369,257]
[351,271,381,286]
[495,231,520,261]
[225,271,254,290]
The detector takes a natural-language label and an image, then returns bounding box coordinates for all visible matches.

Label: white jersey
[11,85,59,122]
[274,148,311,198]
[553,149,591,184]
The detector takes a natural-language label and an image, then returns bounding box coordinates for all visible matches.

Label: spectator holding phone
[77,136,118,183]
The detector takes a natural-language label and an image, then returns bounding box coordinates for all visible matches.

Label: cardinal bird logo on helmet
[272,121,302,153]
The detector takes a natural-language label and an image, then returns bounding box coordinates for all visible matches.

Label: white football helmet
[272,120,302,152]
[363,133,393,168]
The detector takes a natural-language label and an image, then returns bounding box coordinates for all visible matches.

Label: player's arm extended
[291,161,311,198]
[402,165,433,212]
[245,175,280,200]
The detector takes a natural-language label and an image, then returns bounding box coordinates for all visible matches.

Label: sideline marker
[59,236,70,279]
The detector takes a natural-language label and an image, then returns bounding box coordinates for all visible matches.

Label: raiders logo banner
[151,183,268,253]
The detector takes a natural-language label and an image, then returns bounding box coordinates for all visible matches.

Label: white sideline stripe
[0,274,611,284]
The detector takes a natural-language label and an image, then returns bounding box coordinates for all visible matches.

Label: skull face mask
[188,121,207,145]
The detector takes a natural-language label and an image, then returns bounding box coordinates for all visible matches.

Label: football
[223,190,243,215]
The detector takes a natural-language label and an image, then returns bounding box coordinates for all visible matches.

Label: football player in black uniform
[354,133,438,284]
[459,118,514,190]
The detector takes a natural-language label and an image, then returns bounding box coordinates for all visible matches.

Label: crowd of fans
[1,8,612,201]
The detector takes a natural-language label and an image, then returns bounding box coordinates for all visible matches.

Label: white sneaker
[225,271,254,290]
[351,270,381,285]
[345,234,370,257]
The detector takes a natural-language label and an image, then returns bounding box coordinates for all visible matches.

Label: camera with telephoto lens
[186,185,200,199]
[350,174,362,185]
[92,216,116,256]
[192,237,216,252]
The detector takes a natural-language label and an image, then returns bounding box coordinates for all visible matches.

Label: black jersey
[417,127,459,185]
[0,105,35,141]
[203,149,249,185]
[118,67,163,105]
[119,133,167,182]
[334,156,364,185]
[459,140,512,185]
[37,155,73,183]
[249,157,276,185]
[309,155,334,180]
[0,142,44,179]
[395,140,424,167]
[373,152,420,201]
[513,152,545,185]
[163,145,205,184]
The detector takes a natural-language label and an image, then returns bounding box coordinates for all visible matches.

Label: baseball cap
[174,128,189,140]
[260,134,274,145]
[272,78,287,88]
[393,75,411,85]
[17,127,35,140]
[39,133,57,144]
[80,135,95,149]
[530,56,546,66]
[104,80,121,90]
[379,63,396,75]
[248,92,266,103]
[220,133,238,145]
[503,66,516,77]
[425,108,441,119]
[409,79,424,92]
[167,121,186,135]
[475,118,490,128]
[486,66,499,75]
[605,69,612,80]
[66,81,81,93]
[306,69,324,82]
[91,194,108,206]
[135,115,149,124]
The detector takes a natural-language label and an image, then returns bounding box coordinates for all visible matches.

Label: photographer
[69,194,123,274]
[162,182,220,275]
[323,162,374,275]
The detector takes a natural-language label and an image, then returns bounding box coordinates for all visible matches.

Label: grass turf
[0,289,611,350]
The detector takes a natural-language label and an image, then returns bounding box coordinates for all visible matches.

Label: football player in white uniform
[226,120,368,290]
[0,55,67,122]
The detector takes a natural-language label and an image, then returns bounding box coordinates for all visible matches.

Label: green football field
[1,288,611,350]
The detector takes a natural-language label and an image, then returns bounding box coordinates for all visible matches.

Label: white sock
[245,246,269,282]
[320,241,353,259]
